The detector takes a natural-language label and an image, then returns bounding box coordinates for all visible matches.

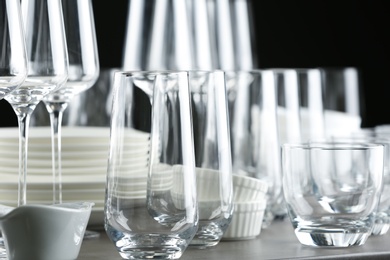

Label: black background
[1,0,389,128]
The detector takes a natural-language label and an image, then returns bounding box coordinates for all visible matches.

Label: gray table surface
[79,219,390,259]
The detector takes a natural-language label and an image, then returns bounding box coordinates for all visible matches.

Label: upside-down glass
[105,71,198,259]
[226,70,282,228]
[4,0,68,206]
[282,142,384,247]
[188,70,233,248]
[0,0,28,257]
[43,0,99,204]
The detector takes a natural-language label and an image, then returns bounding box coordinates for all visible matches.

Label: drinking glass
[105,71,198,259]
[188,70,233,248]
[43,0,99,204]
[226,70,282,228]
[321,67,363,137]
[274,69,301,146]
[324,135,390,236]
[4,0,68,206]
[122,0,194,71]
[0,0,28,257]
[282,142,384,247]
[296,68,326,141]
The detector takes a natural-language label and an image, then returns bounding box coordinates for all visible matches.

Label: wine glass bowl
[0,0,27,100]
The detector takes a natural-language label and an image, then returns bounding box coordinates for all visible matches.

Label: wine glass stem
[45,101,68,204]
[17,112,32,207]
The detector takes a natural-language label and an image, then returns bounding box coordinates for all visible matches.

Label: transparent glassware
[0,0,28,258]
[325,134,390,236]
[188,70,233,248]
[42,0,99,204]
[105,71,198,259]
[122,0,194,71]
[321,67,363,137]
[296,68,326,142]
[4,0,68,207]
[282,142,384,247]
[226,70,282,228]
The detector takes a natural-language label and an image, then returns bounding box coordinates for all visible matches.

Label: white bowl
[0,202,93,260]
[222,198,267,240]
[232,174,268,202]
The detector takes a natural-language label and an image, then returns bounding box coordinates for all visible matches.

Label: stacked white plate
[0,126,150,227]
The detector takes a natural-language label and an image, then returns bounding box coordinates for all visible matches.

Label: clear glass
[0,0,27,258]
[274,68,326,144]
[226,70,282,228]
[105,71,198,259]
[274,69,302,145]
[296,68,326,141]
[328,134,390,236]
[321,67,363,137]
[282,142,384,247]
[42,0,99,204]
[4,0,68,207]
[188,70,233,248]
[122,0,194,71]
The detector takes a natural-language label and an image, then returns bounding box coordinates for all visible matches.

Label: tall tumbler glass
[296,68,326,142]
[321,67,363,137]
[105,71,198,260]
[188,70,233,248]
[226,70,282,228]
[282,142,384,247]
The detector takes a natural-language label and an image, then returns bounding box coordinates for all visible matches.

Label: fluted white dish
[232,174,268,202]
[222,198,267,240]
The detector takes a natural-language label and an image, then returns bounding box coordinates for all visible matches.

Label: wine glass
[4,0,68,207]
[42,0,99,204]
[0,0,28,258]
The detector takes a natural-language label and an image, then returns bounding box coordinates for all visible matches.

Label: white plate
[0,126,150,142]
[0,166,107,175]
[0,189,105,202]
[0,173,106,185]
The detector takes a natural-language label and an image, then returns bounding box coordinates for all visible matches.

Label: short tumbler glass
[105,71,198,259]
[282,142,384,247]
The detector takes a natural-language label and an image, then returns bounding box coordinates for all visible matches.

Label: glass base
[189,221,226,249]
[118,247,184,260]
[294,228,370,247]
[371,222,390,236]
[106,227,192,260]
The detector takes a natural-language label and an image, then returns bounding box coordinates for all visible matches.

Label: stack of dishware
[0,126,150,227]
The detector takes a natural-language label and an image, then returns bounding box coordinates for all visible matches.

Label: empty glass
[282,142,384,247]
[188,70,233,248]
[296,68,326,141]
[274,69,302,146]
[226,70,282,227]
[321,67,363,137]
[105,71,198,259]
[274,68,326,144]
